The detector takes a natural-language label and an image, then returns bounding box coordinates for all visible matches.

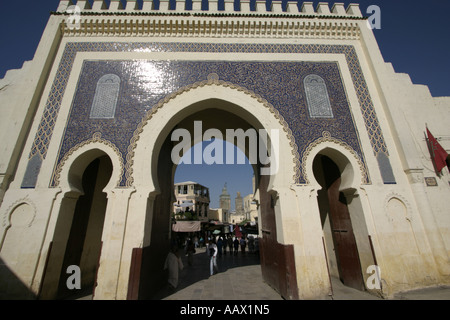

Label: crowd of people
[213,234,259,257]
[206,235,260,277]
[164,233,260,290]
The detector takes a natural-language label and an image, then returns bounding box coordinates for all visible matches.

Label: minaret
[219,183,231,221]
[235,191,244,215]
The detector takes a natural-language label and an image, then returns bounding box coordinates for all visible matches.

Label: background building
[207,207,223,222]
[228,210,246,225]
[173,181,210,220]
[244,194,258,222]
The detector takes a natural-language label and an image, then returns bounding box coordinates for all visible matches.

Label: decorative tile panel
[22,42,393,188]
[90,74,121,119]
[304,74,333,119]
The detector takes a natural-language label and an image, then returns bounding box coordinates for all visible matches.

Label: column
[93,188,135,299]
[115,188,157,299]
[289,184,332,299]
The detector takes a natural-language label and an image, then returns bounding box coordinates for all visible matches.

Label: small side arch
[53,132,123,194]
[1,200,36,252]
[41,134,119,299]
[1,200,36,231]
[302,131,370,189]
[308,136,372,292]
[0,200,39,299]
[383,192,413,223]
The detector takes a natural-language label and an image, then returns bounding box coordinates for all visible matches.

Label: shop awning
[172,220,201,232]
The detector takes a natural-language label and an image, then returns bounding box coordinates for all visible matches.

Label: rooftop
[174,181,209,189]
[55,1,364,18]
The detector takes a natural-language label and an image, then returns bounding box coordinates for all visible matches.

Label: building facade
[207,207,223,222]
[173,181,210,220]
[244,193,258,221]
[229,211,246,224]
[0,0,449,300]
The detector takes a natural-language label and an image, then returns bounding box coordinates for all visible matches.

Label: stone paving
[74,246,450,301]
[152,246,450,301]
[152,246,283,300]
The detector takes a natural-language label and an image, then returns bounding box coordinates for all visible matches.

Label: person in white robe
[164,246,183,289]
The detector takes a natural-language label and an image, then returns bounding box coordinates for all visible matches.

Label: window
[304,74,333,119]
[90,74,120,119]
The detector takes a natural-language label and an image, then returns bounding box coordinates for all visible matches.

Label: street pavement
[73,246,450,300]
[152,246,450,301]
[152,246,282,300]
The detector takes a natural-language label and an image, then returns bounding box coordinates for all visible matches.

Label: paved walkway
[74,246,450,300]
[152,247,450,301]
[152,247,282,300]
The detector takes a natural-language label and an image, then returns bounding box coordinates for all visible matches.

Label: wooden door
[322,156,364,291]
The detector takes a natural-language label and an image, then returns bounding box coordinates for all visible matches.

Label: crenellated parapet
[54,1,365,39]
[55,0,363,17]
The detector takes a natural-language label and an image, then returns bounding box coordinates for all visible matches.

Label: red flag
[426,128,449,173]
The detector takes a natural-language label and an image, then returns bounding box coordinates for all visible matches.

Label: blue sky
[175,140,255,210]
[1,0,449,208]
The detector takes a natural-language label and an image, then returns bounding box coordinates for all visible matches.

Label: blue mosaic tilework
[54,59,366,186]
[22,42,391,188]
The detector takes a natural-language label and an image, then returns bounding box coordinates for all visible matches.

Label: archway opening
[41,154,113,299]
[138,107,264,298]
[313,153,365,291]
[133,100,297,299]
[173,138,256,234]
[166,139,260,289]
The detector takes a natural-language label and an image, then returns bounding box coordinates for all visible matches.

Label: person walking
[185,238,196,266]
[223,236,227,255]
[248,236,255,254]
[255,237,260,256]
[233,237,239,256]
[217,236,223,258]
[227,235,234,255]
[164,245,183,290]
[207,239,218,276]
[240,237,247,254]
[194,235,199,248]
